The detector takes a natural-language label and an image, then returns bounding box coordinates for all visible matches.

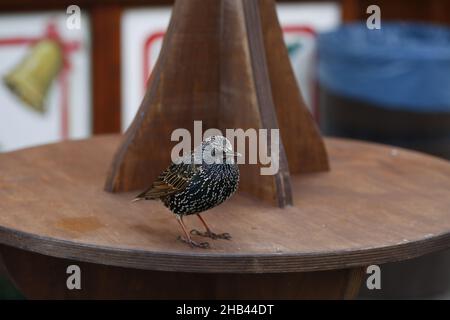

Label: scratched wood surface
[0,135,449,273]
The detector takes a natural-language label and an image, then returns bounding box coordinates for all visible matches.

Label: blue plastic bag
[318,22,450,112]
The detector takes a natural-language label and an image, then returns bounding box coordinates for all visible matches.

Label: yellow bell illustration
[4,39,63,113]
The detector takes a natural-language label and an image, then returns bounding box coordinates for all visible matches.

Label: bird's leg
[190,214,232,240]
[176,215,210,249]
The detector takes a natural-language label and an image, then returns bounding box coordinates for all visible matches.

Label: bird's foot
[190,229,232,240]
[177,236,210,249]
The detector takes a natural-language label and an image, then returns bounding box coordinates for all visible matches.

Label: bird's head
[197,135,241,164]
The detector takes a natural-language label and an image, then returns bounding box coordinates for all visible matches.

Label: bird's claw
[190,229,232,240]
[177,236,210,249]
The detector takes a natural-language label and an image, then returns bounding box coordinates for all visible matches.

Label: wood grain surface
[0,135,449,273]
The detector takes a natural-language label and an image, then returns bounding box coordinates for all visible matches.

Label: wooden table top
[0,135,449,273]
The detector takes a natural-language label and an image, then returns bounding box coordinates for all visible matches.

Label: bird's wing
[133,162,199,201]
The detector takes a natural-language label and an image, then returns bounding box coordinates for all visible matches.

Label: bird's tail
[131,186,164,203]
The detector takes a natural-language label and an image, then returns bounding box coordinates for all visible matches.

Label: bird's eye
[211,148,216,157]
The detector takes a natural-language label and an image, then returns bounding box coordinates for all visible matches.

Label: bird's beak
[225,151,241,157]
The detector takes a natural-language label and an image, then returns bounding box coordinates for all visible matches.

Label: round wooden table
[0,135,450,299]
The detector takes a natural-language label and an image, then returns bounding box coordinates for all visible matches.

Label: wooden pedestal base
[0,245,363,299]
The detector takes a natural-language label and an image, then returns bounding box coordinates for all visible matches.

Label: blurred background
[0,0,449,299]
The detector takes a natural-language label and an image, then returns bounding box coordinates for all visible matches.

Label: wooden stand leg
[0,245,362,299]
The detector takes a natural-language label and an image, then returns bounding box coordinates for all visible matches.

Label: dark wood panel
[343,0,450,25]
[91,5,122,134]
[1,244,363,299]
[0,0,334,11]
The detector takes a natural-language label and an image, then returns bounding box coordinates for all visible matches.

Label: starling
[133,135,240,248]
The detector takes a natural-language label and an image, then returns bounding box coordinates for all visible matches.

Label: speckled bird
[133,135,240,248]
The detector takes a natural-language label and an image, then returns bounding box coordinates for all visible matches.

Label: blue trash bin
[318,22,450,159]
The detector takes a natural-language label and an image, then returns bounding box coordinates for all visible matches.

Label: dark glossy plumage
[134,136,240,216]
[133,135,240,248]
